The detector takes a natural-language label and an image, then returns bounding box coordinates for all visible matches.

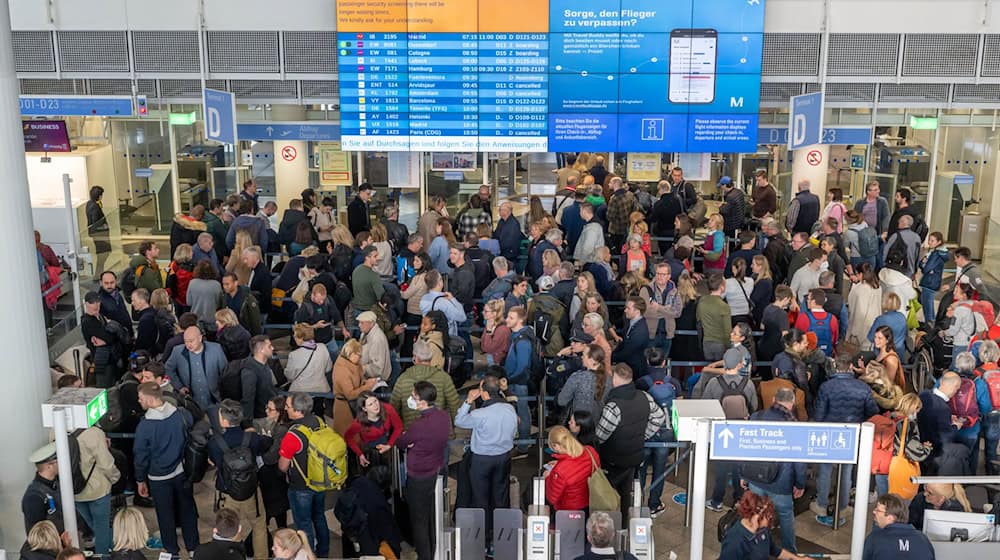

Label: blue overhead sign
[237,122,340,142]
[788,91,823,150]
[203,89,237,145]
[19,95,134,117]
[710,421,860,464]
[758,126,872,146]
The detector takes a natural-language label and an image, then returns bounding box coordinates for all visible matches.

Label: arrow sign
[265,126,274,136]
[718,427,735,449]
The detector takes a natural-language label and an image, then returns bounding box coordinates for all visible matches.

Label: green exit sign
[909,116,938,130]
[169,111,197,126]
[86,390,108,427]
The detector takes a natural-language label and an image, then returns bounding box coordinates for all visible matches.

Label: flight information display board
[336,0,764,153]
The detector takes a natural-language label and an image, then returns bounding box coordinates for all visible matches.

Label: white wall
[765,0,1000,33]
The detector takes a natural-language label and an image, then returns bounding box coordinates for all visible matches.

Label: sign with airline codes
[710,420,860,464]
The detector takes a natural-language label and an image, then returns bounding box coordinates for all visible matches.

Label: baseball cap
[84,291,101,304]
[537,275,555,292]
[718,176,733,187]
[357,311,377,323]
[571,332,594,344]
[29,442,57,465]
[723,348,744,370]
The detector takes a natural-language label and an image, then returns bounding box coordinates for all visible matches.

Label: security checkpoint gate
[494,509,524,560]
[455,508,486,560]
[629,479,654,559]
[526,476,551,560]
[554,510,586,559]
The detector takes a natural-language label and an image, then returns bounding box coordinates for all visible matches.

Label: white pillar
[688,419,712,560]
[791,144,831,204]
[271,105,309,212]
[0,0,58,548]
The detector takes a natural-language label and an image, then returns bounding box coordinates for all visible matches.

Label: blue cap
[718,176,732,186]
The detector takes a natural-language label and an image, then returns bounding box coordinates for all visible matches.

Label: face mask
[407,396,418,410]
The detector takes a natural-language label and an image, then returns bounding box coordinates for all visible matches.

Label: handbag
[717,507,740,543]
[906,299,922,330]
[888,417,920,500]
[586,449,620,513]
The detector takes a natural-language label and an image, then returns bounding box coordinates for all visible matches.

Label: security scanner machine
[923,510,996,543]
[929,171,975,244]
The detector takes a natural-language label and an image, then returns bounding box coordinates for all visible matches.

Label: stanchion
[832,464,843,531]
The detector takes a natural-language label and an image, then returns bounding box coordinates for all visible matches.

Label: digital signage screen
[336,0,764,153]
[23,120,71,152]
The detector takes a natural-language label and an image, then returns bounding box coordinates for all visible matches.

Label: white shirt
[933,388,950,403]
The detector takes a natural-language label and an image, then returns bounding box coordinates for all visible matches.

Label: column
[0,0,58,548]
[270,106,309,213]
[791,144,830,204]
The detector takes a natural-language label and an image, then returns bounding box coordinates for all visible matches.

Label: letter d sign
[792,114,806,148]
[207,107,221,138]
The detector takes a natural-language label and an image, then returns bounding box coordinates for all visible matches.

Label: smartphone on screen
[669,28,718,104]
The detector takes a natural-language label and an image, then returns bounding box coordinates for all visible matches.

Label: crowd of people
[26,163,1000,559]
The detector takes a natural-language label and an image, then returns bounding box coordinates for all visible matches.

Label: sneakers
[706,501,724,512]
[815,514,847,528]
[809,501,828,516]
[650,504,667,518]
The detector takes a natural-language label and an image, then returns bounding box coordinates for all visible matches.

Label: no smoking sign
[806,150,823,166]
[281,145,297,162]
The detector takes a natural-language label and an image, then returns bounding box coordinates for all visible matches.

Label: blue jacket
[98,288,133,336]
[861,523,935,560]
[561,202,584,254]
[494,216,526,263]
[744,405,806,494]
[133,402,192,482]
[192,245,223,276]
[919,248,949,290]
[917,390,957,459]
[165,342,229,403]
[814,372,879,423]
[226,214,268,250]
[505,327,534,384]
[612,318,650,378]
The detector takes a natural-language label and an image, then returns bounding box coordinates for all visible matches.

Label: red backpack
[983,371,1000,411]
[959,301,995,334]
[950,375,981,428]
[869,413,900,475]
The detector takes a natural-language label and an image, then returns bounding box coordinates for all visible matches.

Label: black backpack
[886,234,910,271]
[220,358,249,402]
[215,433,259,501]
[68,429,97,494]
[98,377,139,433]
[119,267,138,299]
[913,216,929,241]
[334,482,369,536]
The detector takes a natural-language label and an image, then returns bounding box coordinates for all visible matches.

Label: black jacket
[347,196,371,237]
[134,307,158,355]
[218,325,252,361]
[99,288,134,337]
[195,538,245,560]
[762,235,790,285]
[240,358,277,420]
[551,278,575,309]
[451,261,477,312]
[650,193,684,239]
[465,246,495,295]
[611,319,650,378]
[790,190,820,234]
[247,260,272,314]
[599,384,653,468]
[278,208,314,248]
[385,220,410,253]
[19,544,57,560]
[21,474,62,532]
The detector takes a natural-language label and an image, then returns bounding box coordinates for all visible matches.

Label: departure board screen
[336,0,764,153]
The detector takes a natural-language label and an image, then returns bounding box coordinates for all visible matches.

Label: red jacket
[166,262,194,305]
[546,445,599,512]
[344,403,403,457]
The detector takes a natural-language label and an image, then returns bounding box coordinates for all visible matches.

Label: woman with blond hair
[544,425,599,512]
[699,213,727,274]
[910,482,972,531]
[21,521,62,560]
[333,338,378,435]
[480,298,510,366]
[328,223,356,280]
[286,322,333,397]
[369,222,394,277]
[570,271,597,321]
[110,507,150,560]
[272,528,317,560]
[215,307,251,361]
[225,229,255,284]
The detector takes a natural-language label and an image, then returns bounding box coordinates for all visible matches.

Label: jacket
[815,372,879,423]
[240,357,276,420]
[134,307,159,355]
[247,260,273,315]
[98,288,133,336]
[878,267,917,310]
[129,254,163,292]
[493,215,526,263]
[333,355,366,435]
[217,325,251,361]
[744,404,806,494]
[854,196,891,235]
[480,323,511,366]
[169,213,207,256]
[202,212,229,258]
[758,378,808,421]
[919,247,949,290]
[192,244,223,276]
[418,209,446,248]
[612,318,650,378]
[786,190,820,234]
[596,384,665,468]
[945,300,977,347]
[225,285,262,336]
[401,272,429,315]
[527,239,557,281]
[561,202,585,254]
[361,326,392,381]
[546,446,599,511]
[861,522,935,560]
[719,187,747,236]
[457,207,492,238]
[606,189,637,236]
[385,220,410,252]
[22,475,62,532]
[347,196,371,236]
[395,407,451,478]
[165,261,193,306]
[918,390,957,460]
[278,208,313,248]
[344,403,403,457]
[165,341,228,402]
[390,364,461,428]
[558,369,602,417]
[286,342,333,393]
[574,220,605,263]
[505,327,535,384]
[483,272,514,303]
[752,183,777,218]
[134,401,192,482]
[847,283,883,349]
[451,260,477,310]
[883,229,922,277]
[225,214,268,250]
[650,192,683,238]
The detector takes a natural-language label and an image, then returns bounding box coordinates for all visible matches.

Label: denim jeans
[875,474,889,498]
[919,288,937,326]
[815,463,853,511]
[288,489,330,557]
[639,446,671,508]
[710,461,742,506]
[957,432,980,475]
[325,338,340,362]
[77,494,112,556]
[508,383,532,451]
[649,331,673,358]
[748,483,797,553]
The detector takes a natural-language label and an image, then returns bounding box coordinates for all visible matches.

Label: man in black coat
[918,372,962,474]
[384,204,410,252]
[98,271,134,337]
[131,288,159,355]
[278,198,313,250]
[611,296,651,378]
[649,179,684,245]
[550,261,576,309]
[347,183,374,236]
[241,247,272,315]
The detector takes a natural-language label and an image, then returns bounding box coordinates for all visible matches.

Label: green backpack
[291,418,348,492]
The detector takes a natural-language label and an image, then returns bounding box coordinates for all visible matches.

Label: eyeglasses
[872,508,887,516]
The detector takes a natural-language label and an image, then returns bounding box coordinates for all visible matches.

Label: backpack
[959,301,995,335]
[803,309,834,357]
[334,481,369,536]
[220,358,249,402]
[886,234,910,271]
[68,429,97,494]
[291,418,348,492]
[645,376,678,441]
[332,281,353,318]
[184,416,211,483]
[529,294,566,357]
[119,266,141,299]
[857,225,878,258]
[740,461,780,485]
[913,216,929,241]
[869,413,901,475]
[950,375,980,428]
[215,433,259,501]
[98,377,139,433]
[105,319,134,349]
[984,371,1000,410]
[511,327,545,390]
[715,376,751,420]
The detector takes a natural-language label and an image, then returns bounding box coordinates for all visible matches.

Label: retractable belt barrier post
[629,478,654,559]
[525,477,551,560]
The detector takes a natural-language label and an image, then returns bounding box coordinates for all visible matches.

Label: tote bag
[888,417,920,500]
[587,448,620,513]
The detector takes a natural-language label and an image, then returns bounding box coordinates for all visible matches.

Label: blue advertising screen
[336,0,764,152]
